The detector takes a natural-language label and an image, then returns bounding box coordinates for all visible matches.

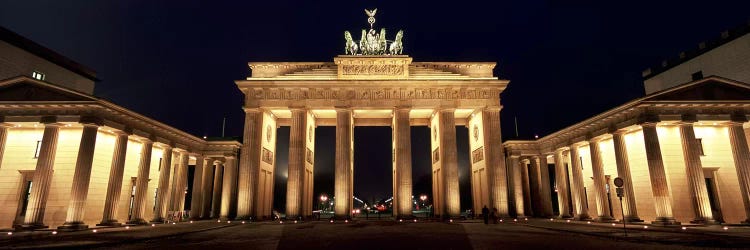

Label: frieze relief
[248,87,498,101]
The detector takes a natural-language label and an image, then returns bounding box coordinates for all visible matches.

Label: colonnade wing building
[505,23,750,224]
[0,26,240,230]
[235,56,510,219]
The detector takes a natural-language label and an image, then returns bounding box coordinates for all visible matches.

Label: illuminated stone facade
[504,77,750,224]
[236,56,509,219]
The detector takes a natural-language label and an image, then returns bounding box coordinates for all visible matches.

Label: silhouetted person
[482,205,489,224]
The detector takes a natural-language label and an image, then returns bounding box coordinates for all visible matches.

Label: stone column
[678,115,715,224]
[20,117,62,229]
[151,145,173,223]
[529,157,542,216]
[727,113,750,223]
[190,155,205,220]
[99,130,130,226]
[175,153,190,213]
[483,108,509,217]
[286,108,306,219]
[554,149,572,218]
[439,109,461,218]
[237,109,262,220]
[394,107,413,218]
[220,156,237,220]
[569,144,591,220]
[226,156,238,218]
[0,121,12,170]
[588,138,614,221]
[211,160,223,218]
[611,130,642,222]
[334,107,353,219]
[201,160,215,219]
[510,156,525,217]
[538,155,554,217]
[60,117,102,230]
[520,159,532,216]
[127,137,154,225]
[640,117,679,225]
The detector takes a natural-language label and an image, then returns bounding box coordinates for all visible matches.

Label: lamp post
[420,195,428,218]
[320,194,328,219]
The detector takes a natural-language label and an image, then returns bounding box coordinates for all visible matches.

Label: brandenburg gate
[234,10,509,220]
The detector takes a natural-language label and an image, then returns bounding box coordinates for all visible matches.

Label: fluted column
[510,156,525,217]
[211,160,223,218]
[394,107,413,218]
[483,108,509,217]
[190,155,205,220]
[678,115,714,224]
[99,130,130,226]
[127,137,154,225]
[20,117,62,229]
[200,159,214,219]
[520,159,532,216]
[727,113,750,223]
[286,108,306,219]
[0,122,12,170]
[611,130,642,222]
[554,149,572,218]
[175,153,190,213]
[151,145,173,223]
[60,118,102,230]
[538,155,554,217]
[588,138,614,221]
[569,144,591,220]
[529,157,542,216]
[237,109,262,220]
[640,118,678,225]
[220,156,237,220]
[334,107,353,219]
[439,109,461,218]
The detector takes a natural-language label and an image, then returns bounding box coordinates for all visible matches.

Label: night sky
[2,1,749,211]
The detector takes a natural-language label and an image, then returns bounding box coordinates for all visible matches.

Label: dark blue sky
[2,1,749,210]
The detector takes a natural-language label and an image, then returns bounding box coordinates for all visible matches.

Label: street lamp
[419,195,428,218]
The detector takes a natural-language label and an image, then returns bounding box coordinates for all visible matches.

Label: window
[31,71,45,81]
[691,71,703,81]
[696,138,705,156]
[34,140,42,158]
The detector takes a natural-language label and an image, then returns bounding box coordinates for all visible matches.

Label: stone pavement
[1,218,750,249]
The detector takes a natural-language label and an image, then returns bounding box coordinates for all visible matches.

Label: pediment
[0,78,95,102]
[645,77,750,101]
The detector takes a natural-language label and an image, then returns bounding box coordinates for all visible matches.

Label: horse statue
[359,29,367,54]
[389,30,404,55]
[344,31,358,55]
[378,28,387,54]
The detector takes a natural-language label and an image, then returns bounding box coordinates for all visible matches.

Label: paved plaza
[2,219,749,249]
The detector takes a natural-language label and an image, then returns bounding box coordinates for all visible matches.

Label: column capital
[40,116,64,126]
[730,112,748,124]
[554,147,568,153]
[393,105,412,111]
[112,127,133,136]
[484,106,502,112]
[570,141,587,148]
[289,106,307,112]
[244,107,262,113]
[334,105,352,111]
[637,114,660,126]
[79,116,103,127]
[679,114,698,124]
[0,122,15,128]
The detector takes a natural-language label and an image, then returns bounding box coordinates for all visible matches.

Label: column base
[58,222,89,231]
[558,214,573,219]
[690,218,719,225]
[96,220,122,227]
[742,219,750,224]
[651,217,680,225]
[574,214,592,221]
[594,215,616,222]
[234,215,252,221]
[127,218,150,225]
[150,218,167,223]
[14,223,48,231]
[622,216,644,223]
